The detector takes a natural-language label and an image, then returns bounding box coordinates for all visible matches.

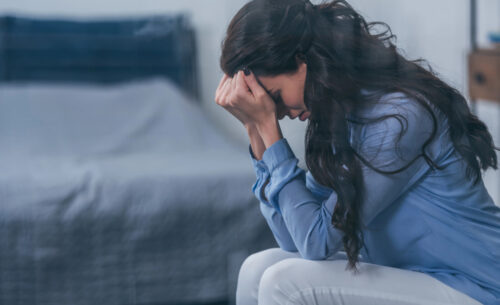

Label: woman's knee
[236,248,300,305]
[257,258,303,305]
[257,258,349,305]
[238,248,297,282]
[258,259,484,305]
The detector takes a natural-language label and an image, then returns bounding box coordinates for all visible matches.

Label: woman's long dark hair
[219,0,499,271]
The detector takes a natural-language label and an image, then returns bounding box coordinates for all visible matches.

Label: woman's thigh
[236,247,300,305]
[257,258,483,305]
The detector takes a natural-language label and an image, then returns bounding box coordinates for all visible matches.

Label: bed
[0,15,276,305]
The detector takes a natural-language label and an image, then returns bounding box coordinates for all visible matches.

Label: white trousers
[236,247,483,305]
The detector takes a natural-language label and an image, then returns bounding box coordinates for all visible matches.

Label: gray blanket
[0,79,276,305]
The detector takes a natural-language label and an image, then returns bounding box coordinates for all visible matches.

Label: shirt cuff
[261,138,296,174]
[249,144,273,207]
[249,144,267,174]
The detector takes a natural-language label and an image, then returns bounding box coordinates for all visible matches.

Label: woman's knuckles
[234,91,246,101]
[255,91,268,101]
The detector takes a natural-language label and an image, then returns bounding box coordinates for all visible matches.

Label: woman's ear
[299,60,307,72]
[297,60,307,78]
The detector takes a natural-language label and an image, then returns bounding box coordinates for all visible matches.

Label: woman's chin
[299,111,310,121]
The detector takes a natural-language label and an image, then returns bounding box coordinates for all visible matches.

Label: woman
[214,0,500,304]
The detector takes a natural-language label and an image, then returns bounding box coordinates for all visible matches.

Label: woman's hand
[215,69,277,128]
[215,73,253,126]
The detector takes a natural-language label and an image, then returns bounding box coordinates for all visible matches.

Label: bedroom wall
[336,0,500,205]
[0,0,498,204]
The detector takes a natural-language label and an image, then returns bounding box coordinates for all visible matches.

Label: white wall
[0,0,498,203]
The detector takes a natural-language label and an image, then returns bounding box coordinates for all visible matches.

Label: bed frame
[0,14,200,100]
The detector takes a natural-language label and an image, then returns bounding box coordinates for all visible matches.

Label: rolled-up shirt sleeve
[249,145,338,253]
[249,145,272,205]
[259,139,345,260]
[249,145,298,252]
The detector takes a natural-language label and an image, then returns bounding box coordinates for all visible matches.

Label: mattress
[0,78,276,304]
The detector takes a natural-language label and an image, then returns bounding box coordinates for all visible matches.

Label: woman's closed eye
[272,90,282,104]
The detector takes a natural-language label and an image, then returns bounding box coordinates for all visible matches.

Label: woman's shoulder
[348,88,451,164]
[350,88,452,136]
[354,88,438,121]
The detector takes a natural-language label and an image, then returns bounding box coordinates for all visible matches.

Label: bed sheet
[0,79,276,304]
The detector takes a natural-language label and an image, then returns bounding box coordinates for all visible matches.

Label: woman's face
[256,61,311,121]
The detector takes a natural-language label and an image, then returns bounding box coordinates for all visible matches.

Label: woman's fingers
[216,71,252,109]
[220,76,232,106]
[217,74,227,91]
[215,74,228,98]
[215,74,228,105]
[231,72,238,104]
[233,70,249,104]
[218,75,232,104]
[243,69,266,99]
[236,70,249,94]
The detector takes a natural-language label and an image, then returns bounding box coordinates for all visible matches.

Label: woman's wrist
[255,118,283,149]
[246,123,266,160]
[245,123,257,132]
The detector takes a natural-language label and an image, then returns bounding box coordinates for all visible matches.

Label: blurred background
[0,1,498,305]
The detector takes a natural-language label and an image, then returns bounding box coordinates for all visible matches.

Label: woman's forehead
[257,74,287,93]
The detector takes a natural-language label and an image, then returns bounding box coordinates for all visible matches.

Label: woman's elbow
[277,241,299,252]
[301,252,327,260]
[280,246,299,253]
[274,237,299,252]
[298,233,343,260]
[297,238,330,260]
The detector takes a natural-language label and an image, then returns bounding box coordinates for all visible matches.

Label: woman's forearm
[247,124,298,252]
[255,117,283,149]
[246,124,273,201]
[246,124,267,160]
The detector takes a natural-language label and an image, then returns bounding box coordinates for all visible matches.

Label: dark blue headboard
[0,14,199,100]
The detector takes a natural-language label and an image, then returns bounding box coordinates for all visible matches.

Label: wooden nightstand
[467,0,500,203]
[468,48,500,104]
[467,0,500,112]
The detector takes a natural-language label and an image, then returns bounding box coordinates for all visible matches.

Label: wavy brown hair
[219,0,499,271]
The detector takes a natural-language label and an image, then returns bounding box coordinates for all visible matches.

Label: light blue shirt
[249,91,500,305]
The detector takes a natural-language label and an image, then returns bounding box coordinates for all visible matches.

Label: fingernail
[243,67,250,76]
